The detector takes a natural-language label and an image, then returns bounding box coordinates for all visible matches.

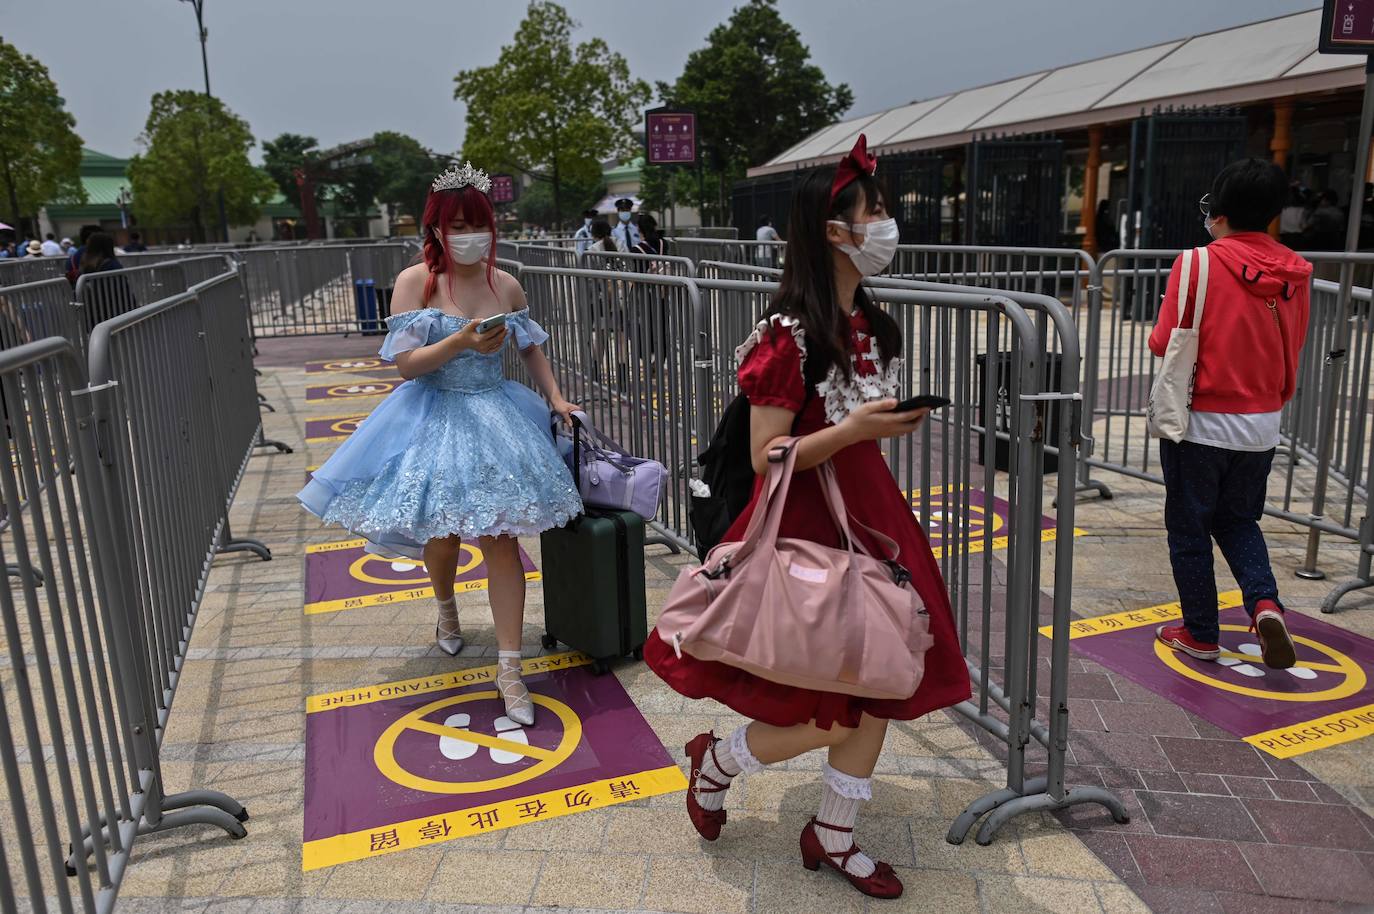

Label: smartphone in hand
[474,312,509,335]
[892,394,951,413]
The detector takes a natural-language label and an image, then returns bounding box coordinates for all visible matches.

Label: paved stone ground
[111,333,1374,913]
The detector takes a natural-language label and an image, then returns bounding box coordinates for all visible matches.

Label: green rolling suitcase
[539,506,647,674]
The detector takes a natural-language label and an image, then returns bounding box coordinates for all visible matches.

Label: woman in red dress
[644,136,971,900]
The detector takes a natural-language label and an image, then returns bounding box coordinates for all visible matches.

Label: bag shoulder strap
[1178,246,1210,330]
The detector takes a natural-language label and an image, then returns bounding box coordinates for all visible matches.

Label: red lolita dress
[644,310,972,729]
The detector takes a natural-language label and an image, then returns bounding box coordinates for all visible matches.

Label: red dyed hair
[420,185,498,305]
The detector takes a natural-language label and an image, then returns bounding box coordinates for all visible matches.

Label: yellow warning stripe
[1244,703,1374,758]
[1039,590,1245,640]
[303,571,541,616]
[306,651,592,713]
[301,764,687,870]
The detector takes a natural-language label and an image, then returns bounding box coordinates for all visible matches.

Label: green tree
[128,90,274,242]
[454,1,649,228]
[655,0,852,224]
[371,131,441,226]
[261,132,319,210]
[0,38,85,235]
[516,174,605,228]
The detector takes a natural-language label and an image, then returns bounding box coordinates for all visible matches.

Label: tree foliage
[128,90,273,242]
[262,132,319,211]
[454,1,649,228]
[516,174,605,228]
[654,0,852,224]
[370,131,441,225]
[0,38,85,233]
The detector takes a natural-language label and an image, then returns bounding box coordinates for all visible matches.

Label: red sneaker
[1156,623,1220,660]
[1253,600,1296,669]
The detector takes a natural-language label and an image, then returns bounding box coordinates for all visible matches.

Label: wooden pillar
[1082,125,1103,257]
[1269,99,1295,238]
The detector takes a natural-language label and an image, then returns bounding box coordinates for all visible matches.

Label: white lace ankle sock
[496,650,533,725]
[816,763,876,878]
[695,725,763,812]
[436,595,461,640]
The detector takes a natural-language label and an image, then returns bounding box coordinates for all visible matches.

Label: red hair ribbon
[829,133,877,206]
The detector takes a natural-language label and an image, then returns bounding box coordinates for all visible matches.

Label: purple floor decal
[304,538,539,615]
[305,379,401,402]
[302,653,685,869]
[1050,593,1374,758]
[909,484,1079,557]
[305,357,397,375]
[304,413,371,443]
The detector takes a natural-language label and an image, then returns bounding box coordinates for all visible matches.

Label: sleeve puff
[736,314,807,412]
[506,309,550,350]
[378,309,440,361]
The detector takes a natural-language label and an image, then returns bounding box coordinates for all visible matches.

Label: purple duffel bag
[556,411,666,521]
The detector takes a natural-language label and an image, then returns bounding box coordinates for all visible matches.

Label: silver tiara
[431,161,491,194]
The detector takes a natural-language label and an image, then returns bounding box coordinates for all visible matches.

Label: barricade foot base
[1296,568,1327,581]
[255,437,293,454]
[218,537,272,562]
[143,806,248,842]
[6,563,42,586]
[947,778,1129,846]
[1321,576,1374,614]
[1073,478,1114,501]
[66,791,250,873]
[258,395,277,413]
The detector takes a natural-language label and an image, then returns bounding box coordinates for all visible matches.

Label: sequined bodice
[415,310,508,392]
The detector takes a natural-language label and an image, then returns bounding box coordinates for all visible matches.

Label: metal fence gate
[965,135,1063,247]
[730,169,811,237]
[1127,108,1248,251]
[885,151,945,244]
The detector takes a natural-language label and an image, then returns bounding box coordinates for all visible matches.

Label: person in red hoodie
[1149,158,1313,669]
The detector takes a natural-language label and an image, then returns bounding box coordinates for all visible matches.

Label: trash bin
[975,351,1063,475]
[353,279,384,336]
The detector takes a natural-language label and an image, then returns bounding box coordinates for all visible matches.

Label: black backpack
[688,349,820,560]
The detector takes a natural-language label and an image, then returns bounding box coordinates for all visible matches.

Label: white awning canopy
[752,10,1363,177]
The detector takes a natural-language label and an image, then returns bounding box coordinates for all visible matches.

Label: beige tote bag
[1147,246,1210,442]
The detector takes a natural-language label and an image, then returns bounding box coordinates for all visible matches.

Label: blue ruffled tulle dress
[297,308,583,559]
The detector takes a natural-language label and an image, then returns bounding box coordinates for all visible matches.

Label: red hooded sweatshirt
[1148,232,1312,414]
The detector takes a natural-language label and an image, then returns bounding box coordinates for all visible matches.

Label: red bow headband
[829,133,877,206]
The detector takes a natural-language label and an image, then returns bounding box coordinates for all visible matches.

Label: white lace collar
[736,313,902,425]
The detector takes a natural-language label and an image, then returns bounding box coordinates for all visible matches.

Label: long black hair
[763,168,902,386]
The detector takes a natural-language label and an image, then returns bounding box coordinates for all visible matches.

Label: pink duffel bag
[655,440,934,700]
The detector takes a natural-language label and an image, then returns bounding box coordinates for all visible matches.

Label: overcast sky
[5,0,1318,162]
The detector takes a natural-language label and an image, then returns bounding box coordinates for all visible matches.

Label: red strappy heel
[800,818,903,899]
[684,732,730,841]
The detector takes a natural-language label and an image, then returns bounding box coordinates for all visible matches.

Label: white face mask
[618,211,632,223]
[829,217,899,277]
[1203,216,1220,239]
[446,231,491,265]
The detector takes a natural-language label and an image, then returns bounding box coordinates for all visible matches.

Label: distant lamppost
[179,0,230,243]
[117,186,132,230]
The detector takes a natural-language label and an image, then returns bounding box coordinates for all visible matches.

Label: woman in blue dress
[299,163,583,726]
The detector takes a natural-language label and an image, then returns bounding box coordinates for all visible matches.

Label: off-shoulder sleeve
[379,309,440,361]
[507,310,549,350]
[736,315,806,412]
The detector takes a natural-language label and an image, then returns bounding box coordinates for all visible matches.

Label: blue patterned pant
[1159,439,1281,644]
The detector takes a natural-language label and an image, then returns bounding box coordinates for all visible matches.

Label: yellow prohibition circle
[348,545,483,586]
[329,417,365,434]
[1154,623,1367,702]
[324,359,382,371]
[326,381,395,398]
[374,691,582,794]
[914,498,1004,539]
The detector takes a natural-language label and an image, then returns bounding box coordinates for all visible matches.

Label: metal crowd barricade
[521,266,709,552]
[0,330,250,914]
[73,258,229,341]
[1079,249,1374,609]
[669,237,784,267]
[519,245,578,269]
[693,260,781,283]
[0,277,84,354]
[234,243,413,337]
[580,249,696,278]
[0,257,68,287]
